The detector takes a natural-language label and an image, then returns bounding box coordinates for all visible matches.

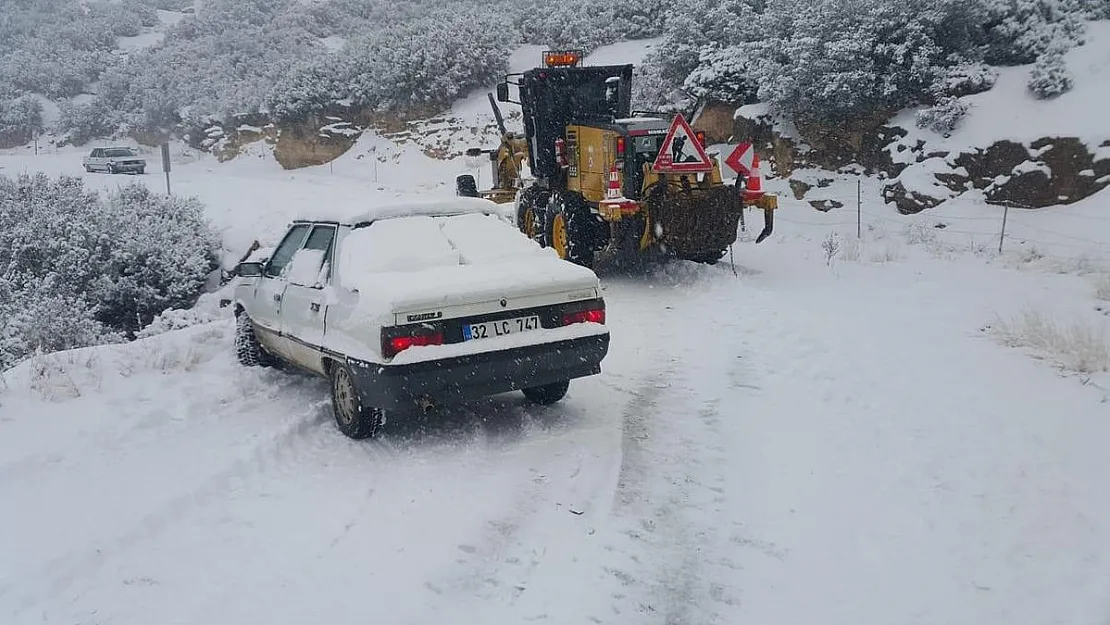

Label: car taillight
[383,331,444,358]
[562,308,605,326]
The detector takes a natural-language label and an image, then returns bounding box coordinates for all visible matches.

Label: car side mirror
[237,261,264,277]
[496,82,510,103]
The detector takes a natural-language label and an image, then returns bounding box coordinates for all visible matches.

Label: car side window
[304,224,336,268]
[265,224,311,278]
[284,225,337,288]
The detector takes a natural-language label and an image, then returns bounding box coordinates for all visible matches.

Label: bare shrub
[990,310,1110,374]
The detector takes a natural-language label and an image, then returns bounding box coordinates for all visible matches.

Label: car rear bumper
[345,333,610,412]
[111,162,145,171]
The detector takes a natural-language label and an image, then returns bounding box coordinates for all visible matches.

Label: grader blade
[650,184,743,261]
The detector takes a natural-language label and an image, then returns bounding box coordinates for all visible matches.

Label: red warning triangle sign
[652,113,714,174]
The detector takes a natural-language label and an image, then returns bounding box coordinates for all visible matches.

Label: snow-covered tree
[634,0,760,110]
[1027,51,1074,98]
[981,0,1086,65]
[930,61,999,98]
[916,96,970,134]
[0,95,44,141]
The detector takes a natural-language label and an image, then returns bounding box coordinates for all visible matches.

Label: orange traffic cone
[605,164,622,200]
[601,163,637,215]
[743,153,765,202]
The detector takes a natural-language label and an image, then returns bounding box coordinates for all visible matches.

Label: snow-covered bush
[1067,0,1110,18]
[0,277,122,373]
[0,173,221,370]
[981,0,1085,65]
[1027,51,1074,99]
[56,99,120,145]
[89,184,222,333]
[0,95,44,141]
[640,0,1092,123]
[1095,274,1110,301]
[0,0,158,102]
[512,0,669,51]
[916,96,970,134]
[634,0,759,110]
[742,0,993,124]
[267,6,516,120]
[683,45,758,105]
[930,61,999,98]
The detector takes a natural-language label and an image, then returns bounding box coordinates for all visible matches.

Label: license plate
[464,315,540,341]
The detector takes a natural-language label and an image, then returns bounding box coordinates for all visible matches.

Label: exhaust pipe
[416,396,435,415]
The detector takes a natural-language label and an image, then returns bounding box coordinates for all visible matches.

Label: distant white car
[83,146,146,174]
[231,197,611,439]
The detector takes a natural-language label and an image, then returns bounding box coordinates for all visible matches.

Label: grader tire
[516,188,547,244]
[545,192,595,269]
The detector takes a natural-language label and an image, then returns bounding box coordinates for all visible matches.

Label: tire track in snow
[418,415,603,602]
[2,398,337,619]
[592,272,767,624]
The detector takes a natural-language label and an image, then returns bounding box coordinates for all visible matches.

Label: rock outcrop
[720,102,1110,214]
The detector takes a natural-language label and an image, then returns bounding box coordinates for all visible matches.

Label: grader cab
[460,49,776,268]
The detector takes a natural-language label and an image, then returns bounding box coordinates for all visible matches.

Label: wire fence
[762,178,1110,270]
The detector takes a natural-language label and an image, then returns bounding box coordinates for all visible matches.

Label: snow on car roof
[294,196,502,226]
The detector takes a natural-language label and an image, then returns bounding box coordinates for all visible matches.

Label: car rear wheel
[522,380,570,405]
[330,362,385,439]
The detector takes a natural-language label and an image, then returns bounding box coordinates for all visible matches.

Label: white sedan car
[231,197,610,439]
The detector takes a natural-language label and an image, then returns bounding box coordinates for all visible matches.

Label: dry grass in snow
[990,309,1110,374]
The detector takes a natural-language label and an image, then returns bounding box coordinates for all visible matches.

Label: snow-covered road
[3,143,1110,624]
[3,248,1110,625]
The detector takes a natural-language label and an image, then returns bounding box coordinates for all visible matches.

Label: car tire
[235,313,278,368]
[330,361,385,439]
[138,168,145,175]
[522,380,570,405]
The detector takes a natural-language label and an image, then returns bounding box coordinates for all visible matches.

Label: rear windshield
[104,148,135,157]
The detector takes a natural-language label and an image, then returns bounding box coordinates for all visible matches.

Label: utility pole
[998,203,1009,254]
[161,142,172,196]
[857,178,862,238]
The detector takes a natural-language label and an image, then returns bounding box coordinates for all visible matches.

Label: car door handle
[310,302,320,312]
[273,293,282,302]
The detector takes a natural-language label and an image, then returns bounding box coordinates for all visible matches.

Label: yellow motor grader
[458,50,776,268]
